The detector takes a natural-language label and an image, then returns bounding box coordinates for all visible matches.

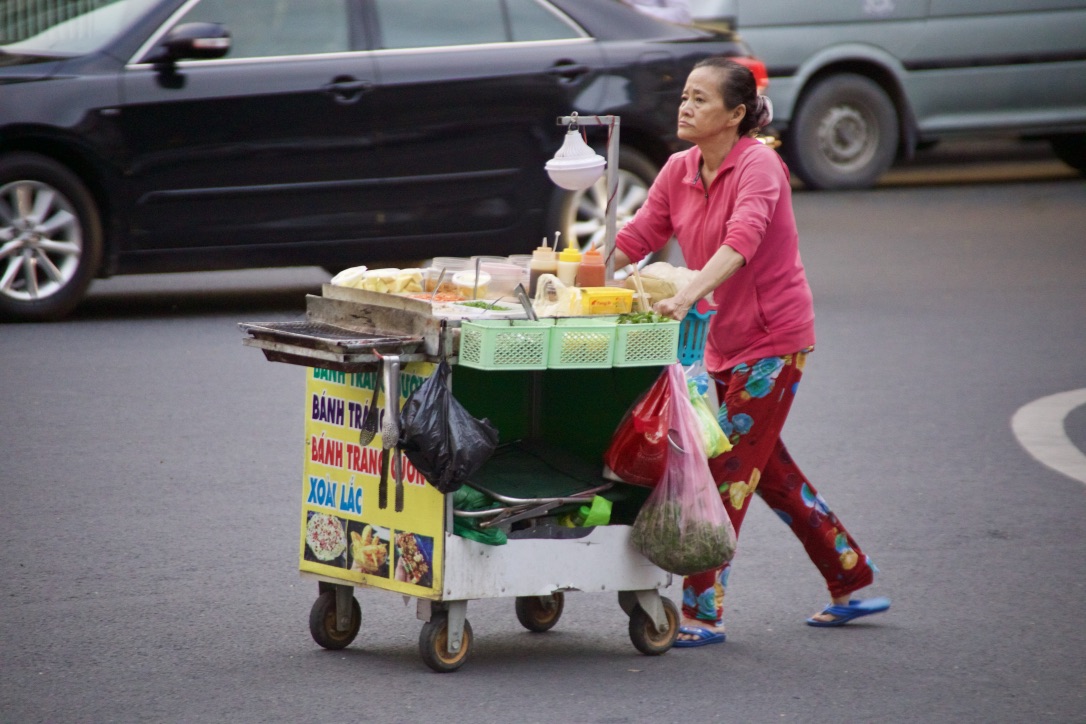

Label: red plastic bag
[630,364,736,575]
[603,368,671,487]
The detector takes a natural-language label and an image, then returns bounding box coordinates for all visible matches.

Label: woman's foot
[807,594,851,625]
[807,596,891,627]
[674,617,727,647]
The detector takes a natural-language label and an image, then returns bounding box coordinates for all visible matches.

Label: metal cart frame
[243,285,680,672]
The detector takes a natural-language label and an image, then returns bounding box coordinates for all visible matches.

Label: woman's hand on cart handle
[656,244,747,320]
[653,295,692,321]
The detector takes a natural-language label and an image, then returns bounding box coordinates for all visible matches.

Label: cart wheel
[419,611,473,673]
[628,597,679,656]
[308,590,361,650]
[515,592,565,633]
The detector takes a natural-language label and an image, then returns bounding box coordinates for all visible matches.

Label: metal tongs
[380,354,404,512]
[358,370,382,446]
[513,283,537,321]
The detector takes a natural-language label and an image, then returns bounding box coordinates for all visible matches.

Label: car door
[913,0,1086,133]
[364,0,603,257]
[116,0,382,253]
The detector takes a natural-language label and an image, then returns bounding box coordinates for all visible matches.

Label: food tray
[547,317,616,369]
[457,319,554,371]
[614,318,681,367]
[432,299,529,321]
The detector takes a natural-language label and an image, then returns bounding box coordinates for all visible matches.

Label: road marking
[1011,389,1086,486]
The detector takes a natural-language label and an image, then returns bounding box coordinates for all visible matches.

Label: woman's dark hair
[692,57,771,136]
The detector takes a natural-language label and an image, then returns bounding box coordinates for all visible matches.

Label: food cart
[237,112,725,671]
[240,283,697,671]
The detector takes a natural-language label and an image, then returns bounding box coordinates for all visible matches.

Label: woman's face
[677,66,743,145]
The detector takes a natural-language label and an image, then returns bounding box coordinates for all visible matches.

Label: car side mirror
[145,22,231,64]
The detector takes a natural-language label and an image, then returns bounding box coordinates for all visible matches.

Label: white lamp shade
[545,127,606,191]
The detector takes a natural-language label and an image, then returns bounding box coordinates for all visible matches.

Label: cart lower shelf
[307,557,681,673]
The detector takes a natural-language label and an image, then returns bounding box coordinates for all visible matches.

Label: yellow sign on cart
[299,363,445,598]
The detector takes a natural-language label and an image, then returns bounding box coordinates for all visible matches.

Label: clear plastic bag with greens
[630,364,736,575]
[685,362,732,458]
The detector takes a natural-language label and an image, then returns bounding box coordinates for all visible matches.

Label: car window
[507,0,584,41]
[373,0,581,49]
[1,0,160,54]
[175,0,351,59]
[374,0,505,48]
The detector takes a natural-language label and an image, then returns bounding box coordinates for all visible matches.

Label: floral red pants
[683,350,876,625]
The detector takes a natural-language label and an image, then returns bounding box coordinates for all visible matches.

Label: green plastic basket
[458,319,554,371]
[547,317,616,369]
[614,319,680,367]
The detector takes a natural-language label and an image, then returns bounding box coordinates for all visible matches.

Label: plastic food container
[433,299,528,320]
[479,262,528,298]
[453,270,491,299]
[579,287,634,315]
[425,257,471,292]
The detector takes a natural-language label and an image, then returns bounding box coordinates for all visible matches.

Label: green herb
[459,301,503,310]
[630,500,735,575]
[618,311,670,324]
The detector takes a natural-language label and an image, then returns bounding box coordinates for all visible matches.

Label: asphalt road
[2,141,1084,723]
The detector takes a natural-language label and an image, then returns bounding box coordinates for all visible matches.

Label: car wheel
[786,73,899,190]
[546,146,658,278]
[1049,134,1086,174]
[0,153,103,321]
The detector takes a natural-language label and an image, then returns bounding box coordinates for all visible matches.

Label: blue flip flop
[673,625,726,647]
[806,597,891,627]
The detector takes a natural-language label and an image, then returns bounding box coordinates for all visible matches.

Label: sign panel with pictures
[300,363,444,597]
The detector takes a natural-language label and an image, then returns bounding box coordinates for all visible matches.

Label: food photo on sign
[304,511,348,569]
[394,532,434,588]
[347,522,391,577]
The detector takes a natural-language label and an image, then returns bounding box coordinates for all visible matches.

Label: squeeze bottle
[556,239,582,287]
[576,246,606,287]
[528,239,558,297]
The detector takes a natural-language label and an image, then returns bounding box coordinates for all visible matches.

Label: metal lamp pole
[556,114,620,282]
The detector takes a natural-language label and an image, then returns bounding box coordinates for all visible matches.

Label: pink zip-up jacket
[616,137,815,373]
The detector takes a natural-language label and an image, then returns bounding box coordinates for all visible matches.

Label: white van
[691,0,1086,188]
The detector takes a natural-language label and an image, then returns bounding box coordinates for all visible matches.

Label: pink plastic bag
[630,364,737,575]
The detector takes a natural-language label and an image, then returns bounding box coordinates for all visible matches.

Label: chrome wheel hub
[0,180,82,302]
[817,105,876,170]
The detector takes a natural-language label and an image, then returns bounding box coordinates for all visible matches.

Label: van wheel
[1049,134,1086,174]
[786,74,899,190]
[0,153,103,322]
[546,146,657,278]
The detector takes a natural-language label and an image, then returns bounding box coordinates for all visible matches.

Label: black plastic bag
[398,359,499,493]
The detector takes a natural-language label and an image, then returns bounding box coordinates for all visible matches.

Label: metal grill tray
[239,320,427,372]
[239,321,422,354]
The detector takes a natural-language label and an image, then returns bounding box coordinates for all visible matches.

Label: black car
[0,0,758,321]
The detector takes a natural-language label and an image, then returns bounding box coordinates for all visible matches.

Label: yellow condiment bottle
[556,240,582,288]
